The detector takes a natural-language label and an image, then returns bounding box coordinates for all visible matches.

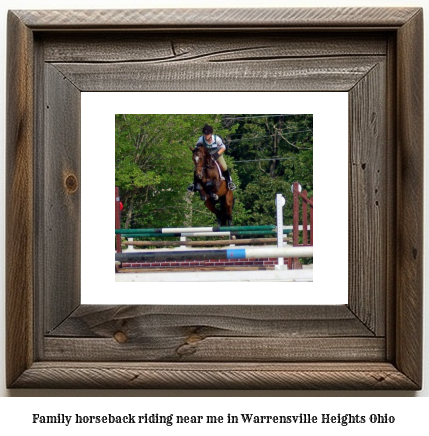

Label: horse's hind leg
[224,191,234,226]
[204,199,222,224]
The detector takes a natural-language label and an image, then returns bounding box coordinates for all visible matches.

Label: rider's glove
[212,151,220,161]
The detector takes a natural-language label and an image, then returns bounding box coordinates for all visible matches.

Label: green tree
[115,114,236,228]
[223,114,313,224]
[115,114,312,231]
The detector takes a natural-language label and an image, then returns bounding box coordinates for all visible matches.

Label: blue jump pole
[115,246,313,263]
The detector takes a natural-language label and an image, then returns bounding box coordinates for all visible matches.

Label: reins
[194,146,216,175]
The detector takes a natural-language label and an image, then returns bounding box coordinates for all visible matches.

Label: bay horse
[190,145,234,226]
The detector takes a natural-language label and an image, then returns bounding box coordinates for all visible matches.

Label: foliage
[115,114,313,231]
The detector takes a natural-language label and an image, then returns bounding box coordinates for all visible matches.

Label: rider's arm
[212,147,225,161]
[216,135,226,150]
[196,136,204,147]
[212,136,226,160]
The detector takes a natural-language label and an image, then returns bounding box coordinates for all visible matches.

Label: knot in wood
[65,174,78,193]
[114,331,128,343]
[186,333,203,344]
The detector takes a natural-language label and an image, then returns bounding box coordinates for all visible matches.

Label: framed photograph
[82,92,347,306]
[6,8,423,389]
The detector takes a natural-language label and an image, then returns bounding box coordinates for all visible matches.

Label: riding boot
[188,173,206,200]
[222,169,236,190]
[187,173,199,192]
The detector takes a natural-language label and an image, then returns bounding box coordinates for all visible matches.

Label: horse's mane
[196,145,215,169]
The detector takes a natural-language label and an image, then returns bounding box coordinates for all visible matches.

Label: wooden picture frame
[6,8,423,389]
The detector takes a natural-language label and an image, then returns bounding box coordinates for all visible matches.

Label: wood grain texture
[44,34,387,92]
[42,33,388,62]
[52,56,383,92]
[47,305,373,338]
[43,305,379,362]
[43,337,385,362]
[395,9,424,388]
[384,33,398,365]
[6,7,423,390]
[14,8,420,29]
[348,62,386,336]
[43,64,81,333]
[5,11,34,388]
[11,362,418,390]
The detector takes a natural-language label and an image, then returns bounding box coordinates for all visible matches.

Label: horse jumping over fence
[190,144,234,226]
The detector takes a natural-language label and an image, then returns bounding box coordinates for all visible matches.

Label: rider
[188,124,236,194]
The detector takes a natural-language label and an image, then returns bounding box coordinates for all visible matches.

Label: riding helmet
[202,124,213,134]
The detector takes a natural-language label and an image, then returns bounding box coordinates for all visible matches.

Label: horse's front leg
[205,181,219,200]
[195,183,208,201]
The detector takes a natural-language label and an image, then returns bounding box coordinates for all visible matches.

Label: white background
[0,0,428,421]
[81,92,348,305]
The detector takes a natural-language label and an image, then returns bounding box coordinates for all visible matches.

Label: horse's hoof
[212,194,219,200]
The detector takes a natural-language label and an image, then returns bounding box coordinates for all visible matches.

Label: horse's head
[190,145,208,179]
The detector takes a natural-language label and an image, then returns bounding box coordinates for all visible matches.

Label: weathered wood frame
[6,8,423,390]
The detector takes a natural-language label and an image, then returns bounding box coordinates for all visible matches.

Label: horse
[189,144,234,226]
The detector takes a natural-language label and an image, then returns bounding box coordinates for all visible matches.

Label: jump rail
[116,246,313,263]
[116,225,278,234]
[122,237,291,247]
[116,229,292,238]
[115,187,312,268]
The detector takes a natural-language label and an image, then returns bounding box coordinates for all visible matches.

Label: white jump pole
[116,246,313,264]
[275,193,286,270]
[243,246,313,259]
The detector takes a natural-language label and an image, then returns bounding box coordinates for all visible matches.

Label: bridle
[193,146,215,179]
